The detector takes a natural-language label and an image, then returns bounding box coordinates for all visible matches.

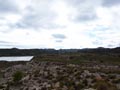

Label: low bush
[13,71,23,83]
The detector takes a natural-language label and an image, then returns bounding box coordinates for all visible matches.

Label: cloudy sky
[0,0,120,49]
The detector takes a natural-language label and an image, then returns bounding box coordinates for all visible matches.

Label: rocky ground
[0,60,120,90]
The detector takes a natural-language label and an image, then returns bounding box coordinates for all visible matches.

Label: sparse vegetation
[13,71,23,83]
[0,48,120,90]
[94,80,118,90]
[0,85,4,89]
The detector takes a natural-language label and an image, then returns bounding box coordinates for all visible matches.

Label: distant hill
[78,47,120,55]
[0,47,120,56]
[0,48,58,56]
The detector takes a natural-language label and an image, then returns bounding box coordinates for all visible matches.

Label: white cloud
[0,0,120,49]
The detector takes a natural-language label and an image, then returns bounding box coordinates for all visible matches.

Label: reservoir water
[0,56,33,61]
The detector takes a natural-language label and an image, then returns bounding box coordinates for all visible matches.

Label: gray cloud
[65,0,85,6]
[0,41,15,48]
[55,40,63,43]
[107,44,115,48]
[0,44,21,48]
[15,4,64,30]
[0,41,11,44]
[52,34,66,39]
[0,0,120,49]
[73,10,97,22]
[0,41,45,49]
[102,0,120,7]
[16,18,64,29]
[15,13,42,29]
[92,40,103,45]
[0,41,18,46]
[0,0,61,30]
[0,0,18,13]
[66,0,102,8]
[77,14,96,21]
[65,0,98,22]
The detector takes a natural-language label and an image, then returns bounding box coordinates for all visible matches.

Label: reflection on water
[0,56,33,61]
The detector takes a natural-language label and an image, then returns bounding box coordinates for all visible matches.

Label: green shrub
[94,80,118,90]
[13,71,23,83]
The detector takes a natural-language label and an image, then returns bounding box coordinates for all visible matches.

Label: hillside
[0,47,120,56]
[0,48,120,90]
[0,56,120,90]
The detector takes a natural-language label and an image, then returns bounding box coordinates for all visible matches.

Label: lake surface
[0,56,33,61]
